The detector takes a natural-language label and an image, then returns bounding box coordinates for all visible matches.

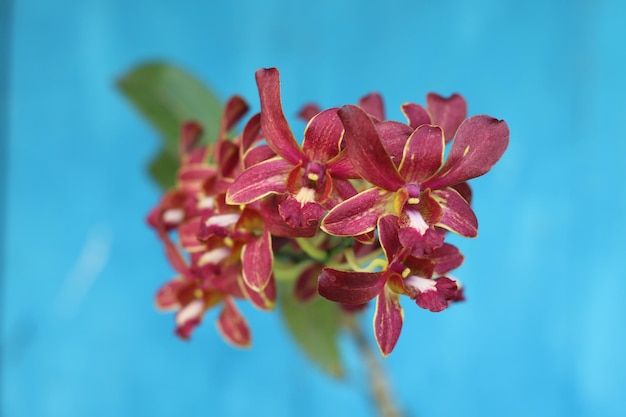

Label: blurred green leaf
[279,282,344,378]
[148,149,178,190]
[117,61,223,189]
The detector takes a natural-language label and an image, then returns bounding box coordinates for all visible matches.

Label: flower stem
[295,237,328,262]
[345,314,405,417]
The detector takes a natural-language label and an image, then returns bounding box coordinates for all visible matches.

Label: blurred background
[3,0,626,416]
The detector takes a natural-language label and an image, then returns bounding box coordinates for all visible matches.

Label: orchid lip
[406,209,429,235]
[294,187,316,206]
[198,247,230,266]
[163,208,184,224]
[197,196,216,210]
[404,275,436,293]
[176,299,205,325]
[205,213,240,228]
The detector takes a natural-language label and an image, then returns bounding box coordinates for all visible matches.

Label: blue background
[4,0,626,416]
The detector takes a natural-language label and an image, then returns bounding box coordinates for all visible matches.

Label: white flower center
[294,187,316,206]
[404,275,436,293]
[406,209,428,235]
[204,213,240,228]
[197,196,216,210]
[176,299,205,325]
[163,208,184,224]
[197,247,230,266]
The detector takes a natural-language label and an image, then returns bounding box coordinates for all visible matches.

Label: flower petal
[302,108,344,162]
[399,124,445,183]
[338,105,405,190]
[294,263,324,302]
[401,102,431,129]
[322,188,394,236]
[373,286,404,357]
[242,229,273,291]
[407,276,461,312]
[155,278,186,310]
[175,299,204,339]
[220,95,249,134]
[259,194,318,238]
[428,243,464,275]
[426,93,467,142]
[298,103,322,122]
[318,268,386,304]
[376,121,414,166]
[432,188,478,237]
[358,92,385,120]
[241,113,262,154]
[158,231,189,274]
[424,115,509,189]
[377,214,402,261]
[226,158,291,204]
[217,298,252,348]
[278,196,325,229]
[241,274,276,311]
[255,68,306,165]
[325,150,359,179]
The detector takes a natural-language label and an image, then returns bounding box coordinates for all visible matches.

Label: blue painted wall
[4,0,626,416]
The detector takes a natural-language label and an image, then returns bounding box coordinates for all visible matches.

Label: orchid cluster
[147,67,509,356]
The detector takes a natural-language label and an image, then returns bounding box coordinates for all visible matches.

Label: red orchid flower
[154,228,253,346]
[318,215,464,355]
[322,104,509,254]
[226,68,358,235]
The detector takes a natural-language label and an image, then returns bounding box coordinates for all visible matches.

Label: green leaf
[279,280,344,377]
[117,61,223,188]
[148,149,178,190]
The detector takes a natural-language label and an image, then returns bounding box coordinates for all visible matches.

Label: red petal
[376,121,414,167]
[452,181,472,204]
[428,243,464,275]
[217,298,252,348]
[399,124,445,183]
[339,105,405,190]
[426,93,467,142]
[377,215,402,261]
[226,158,291,204]
[278,196,325,229]
[241,274,276,311]
[424,116,509,190]
[155,278,186,310]
[401,102,431,129]
[220,95,249,134]
[294,263,323,302]
[179,122,204,159]
[178,217,205,253]
[259,194,318,238]
[432,188,478,237]
[241,113,262,154]
[298,103,322,122]
[373,287,404,357]
[322,188,394,236]
[243,144,276,169]
[325,150,359,179]
[242,230,273,291]
[302,108,343,162]
[255,68,306,165]
[318,268,386,304]
[159,231,189,274]
[358,92,385,120]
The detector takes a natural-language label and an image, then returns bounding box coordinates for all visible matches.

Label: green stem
[345,314,405,417]
[295,237,328,262]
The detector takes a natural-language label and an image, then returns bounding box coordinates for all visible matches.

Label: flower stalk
[345,314,404,417]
